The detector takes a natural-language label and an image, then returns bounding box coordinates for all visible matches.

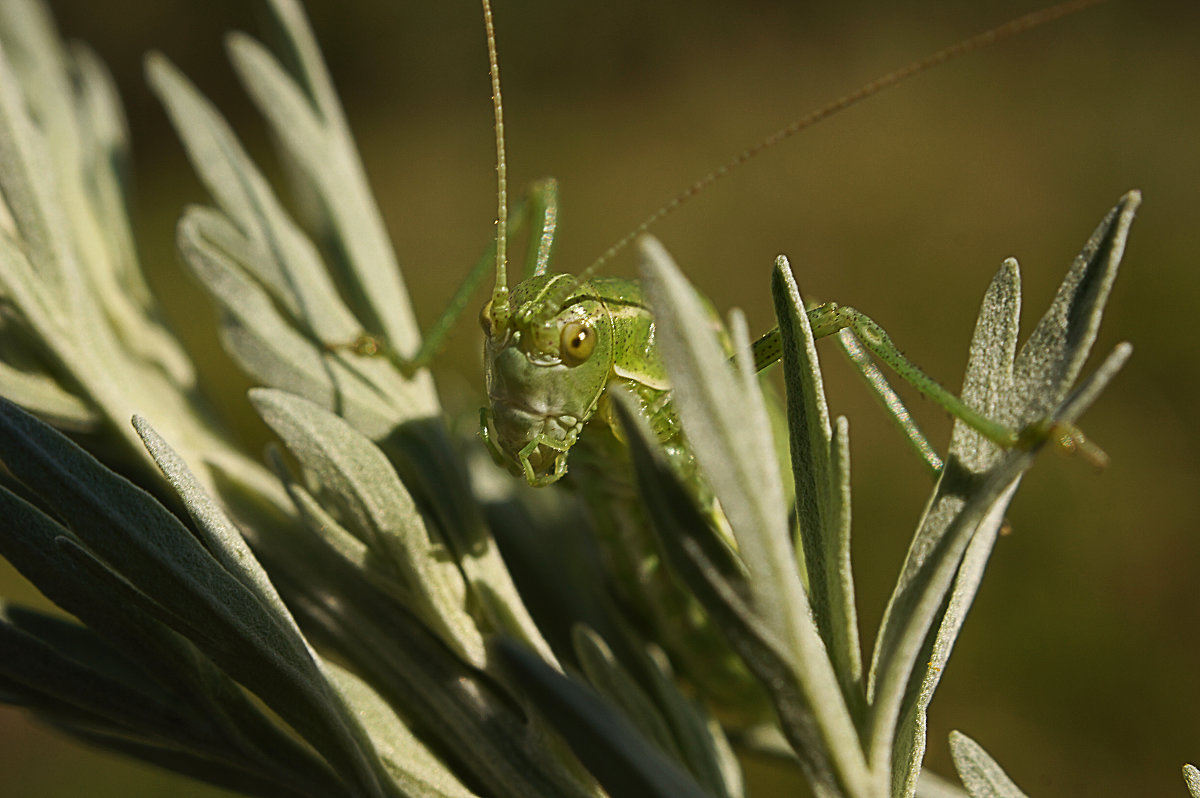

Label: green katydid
[345,0,1111,716]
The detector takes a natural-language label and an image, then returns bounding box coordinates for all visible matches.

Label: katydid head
[478,0,613,485]
[481,275,613,485]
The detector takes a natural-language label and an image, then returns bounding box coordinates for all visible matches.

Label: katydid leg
[835,329,942,475]
[810,303,1020,449]
[750,316,942,474]
[752,301,1106,465]
[749,303,1028,461]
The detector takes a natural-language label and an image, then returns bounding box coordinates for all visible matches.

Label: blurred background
[1,0,1197,795]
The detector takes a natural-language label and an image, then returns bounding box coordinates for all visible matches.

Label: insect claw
[1052,423,1110,470]
[1018,418,1110,470]
[324,331,387,358]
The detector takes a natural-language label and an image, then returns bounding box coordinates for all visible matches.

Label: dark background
[1,1,1197,795]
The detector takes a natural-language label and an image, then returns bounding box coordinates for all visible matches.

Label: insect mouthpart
[485,397,582,478]
[492,397,578,435]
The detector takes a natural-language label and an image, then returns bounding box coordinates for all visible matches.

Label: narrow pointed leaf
[1012,192,1140,416]
[878,259,1023,794]
[241,0,420,353]
[0,398,393,797]
[639,237,873,794]
[772,256,863,707]
[613,388,853,795]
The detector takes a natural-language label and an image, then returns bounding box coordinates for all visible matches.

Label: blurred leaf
[0,359,96,429]
[148,52,359,338]
[638,646,744,798]
[497,638,712,798]
[0,397,401,797]
[0,602,187,738]
[572,626,739,797]
[233,0,420,353]
[321,662,476,798]
[0,0,247,486]
[0,400,375,797]
[572,626,686,766]
[148,52,438,442]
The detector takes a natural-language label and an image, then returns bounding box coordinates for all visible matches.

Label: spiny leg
[749,303,1102,468]
[808,302,1020,449]
[835,329,943,476]
[825,304,1104,468]
[750,321,943,475]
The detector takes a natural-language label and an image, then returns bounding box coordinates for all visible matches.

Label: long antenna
[482,0,510,330]
[577,0,1106,282]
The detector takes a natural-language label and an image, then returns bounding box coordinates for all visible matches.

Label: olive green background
[1,1,1197,795]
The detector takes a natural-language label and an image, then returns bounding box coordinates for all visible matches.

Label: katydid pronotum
[355,0,1109,489]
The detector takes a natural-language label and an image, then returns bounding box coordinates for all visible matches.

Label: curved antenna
[575,0,1105,284]
[482,0,511,330]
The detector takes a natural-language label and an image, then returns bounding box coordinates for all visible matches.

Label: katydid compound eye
[560,320,595,365]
